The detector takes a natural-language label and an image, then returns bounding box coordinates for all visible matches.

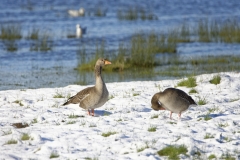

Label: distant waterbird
[76,24,87,38]
[68,7,85,17]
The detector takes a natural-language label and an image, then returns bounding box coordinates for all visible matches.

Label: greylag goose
[63,58,111,116]
[151,88,197,119]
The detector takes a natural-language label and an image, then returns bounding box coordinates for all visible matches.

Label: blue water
[1,0,240,90]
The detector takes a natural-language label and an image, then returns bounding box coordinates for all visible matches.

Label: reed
[117,7,157,21]
[27,28,39,40]
[30,31,53,52]
[77,41,105,71]
[94,7,106,17]
[3,40,18,52]
[197,18,240,43]
[0,24,22,40]
[117,7,138,20]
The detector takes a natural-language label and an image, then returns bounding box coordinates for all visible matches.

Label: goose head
[151,92,165,111]
[95,58,111,67]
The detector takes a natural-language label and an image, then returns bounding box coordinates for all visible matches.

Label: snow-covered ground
[0,72,240,159]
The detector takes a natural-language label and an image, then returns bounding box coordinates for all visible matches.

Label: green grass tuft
[66,121,76,125]
[177,76,197,88]
[220,152,235,160]
[204,133,214,139]
[68,114,78,119]
[189,88,198,94]
[53,90,65,98]
[5,139,18,145]
[198,97,207,105]
[49,152,59,159]
[208,154,217,160]
[204,114,212,121]
[21,133,31,141]
[209,75,221,85]
[218,122,229,128]
[150,114,159,119]
[148,125,157,132]
[31,118,38,124]
[101,131,117,137]
[157,145,188,160]
[13,100,24,106]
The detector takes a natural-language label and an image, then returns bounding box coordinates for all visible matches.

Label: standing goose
[151,88,197,119]
[63,58,111,116]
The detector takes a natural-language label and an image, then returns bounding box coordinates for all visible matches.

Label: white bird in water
[68,7,85,17]
[76,24,82,37]
[76,24,87,38]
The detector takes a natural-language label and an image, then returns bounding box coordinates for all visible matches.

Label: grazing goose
[63,58,111,116]
[151,88,197,119]
[68,7,85,17]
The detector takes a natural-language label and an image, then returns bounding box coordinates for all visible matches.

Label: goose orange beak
[104,60,111,65]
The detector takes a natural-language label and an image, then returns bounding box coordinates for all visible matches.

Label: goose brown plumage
[151,88,197,119]
[63,58,111,116]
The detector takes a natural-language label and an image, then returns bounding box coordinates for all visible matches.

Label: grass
[13,100,24,106]
[204,114,212,121]
[209,75,221,85]
[223,136,232,142]
[68,114,78,119]
[66,121,76,125]
[101,131,117,137]
[208,107,219,113]
[208,154,217,160]
[230,98,240,102]
[148,125,157,132]
[157,145,188,160]
[49,152,59,159]
[21,133,31,141]
[220,153,236,160]
[150,114,159,119]
[198,97,207,105]
[132,93,140,96]
[53,90,65,98]
[218,122,229,128]
[0,24,22,40]
[5,139,18,145]
[84,157,98,160]
[32,118,38,124]
[177,76,197,88]
[204,133,214,139]
[189,88,198,94]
